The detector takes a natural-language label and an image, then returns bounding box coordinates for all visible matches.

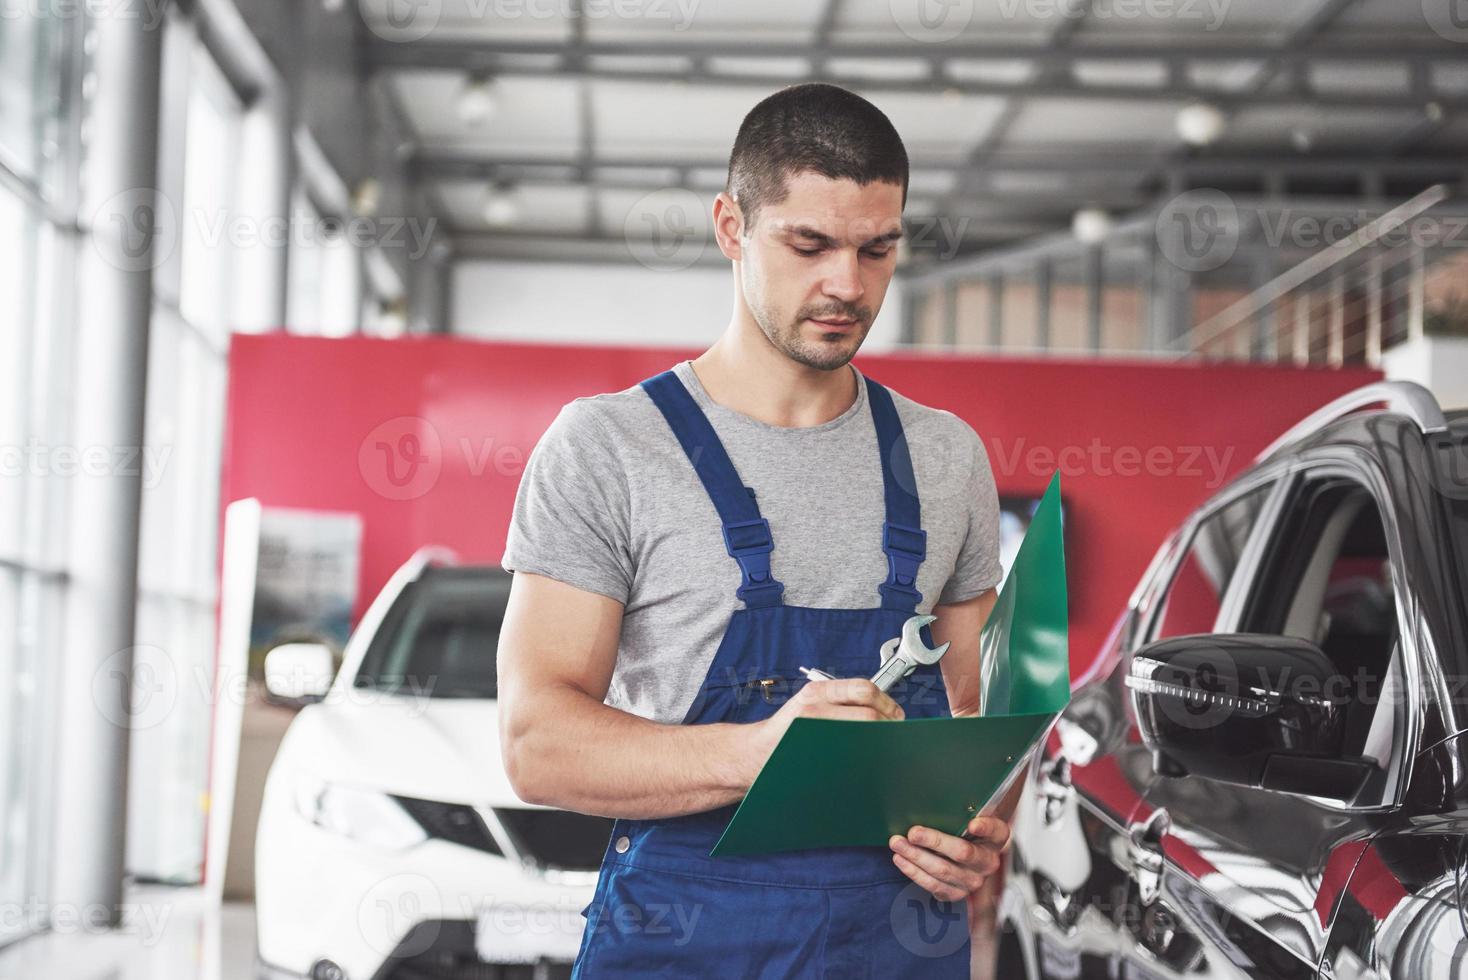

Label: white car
[255,548,610,980]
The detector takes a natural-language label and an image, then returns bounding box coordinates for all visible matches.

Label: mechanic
[497,82,1011,977]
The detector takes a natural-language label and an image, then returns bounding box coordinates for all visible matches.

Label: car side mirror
[263,642,336,703]
[1125,633,1372,802]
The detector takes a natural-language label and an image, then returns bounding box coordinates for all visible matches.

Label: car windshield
[353,567,508,699]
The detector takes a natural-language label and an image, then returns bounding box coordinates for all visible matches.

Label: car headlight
[294,775,428,850]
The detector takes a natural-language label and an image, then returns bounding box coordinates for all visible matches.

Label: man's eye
[864,249,892,259]
[793,247,822,256]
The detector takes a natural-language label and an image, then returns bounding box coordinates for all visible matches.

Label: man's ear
[712,192,745,262]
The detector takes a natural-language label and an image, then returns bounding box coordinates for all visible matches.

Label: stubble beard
[752,304,869,372]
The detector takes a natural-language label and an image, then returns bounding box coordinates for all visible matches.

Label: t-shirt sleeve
[500,399,634,604]
[938,426,1004,605]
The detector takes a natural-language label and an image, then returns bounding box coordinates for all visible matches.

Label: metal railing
[899,183,1468,368]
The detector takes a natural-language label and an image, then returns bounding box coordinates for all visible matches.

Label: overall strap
[640,370,785,608]
[865,377,927,612]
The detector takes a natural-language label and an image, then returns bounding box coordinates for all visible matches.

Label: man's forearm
[503,681,765,819]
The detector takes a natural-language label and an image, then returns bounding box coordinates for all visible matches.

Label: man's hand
[746,677,905,776]
[888,815,1012,903]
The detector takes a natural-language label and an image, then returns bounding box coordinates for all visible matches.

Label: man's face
[735,172,903,372]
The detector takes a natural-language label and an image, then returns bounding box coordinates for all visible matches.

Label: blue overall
[569,369,972,978]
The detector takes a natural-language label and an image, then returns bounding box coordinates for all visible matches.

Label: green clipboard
[710,470,1070,857]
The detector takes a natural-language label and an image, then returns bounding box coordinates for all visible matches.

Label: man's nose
[822,251,864,303]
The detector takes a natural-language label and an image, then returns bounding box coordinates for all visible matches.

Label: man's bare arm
[930,586,999,719]
[497,571,906,819]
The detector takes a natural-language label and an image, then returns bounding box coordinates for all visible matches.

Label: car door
[1134,457,1415,979]
[1010,472,1282,980]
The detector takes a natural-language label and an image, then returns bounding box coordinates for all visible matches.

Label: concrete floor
[0,884,259,980]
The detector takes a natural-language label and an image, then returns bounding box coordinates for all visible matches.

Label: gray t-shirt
[501,359,1003,724]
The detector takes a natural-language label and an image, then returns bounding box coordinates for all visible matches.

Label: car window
[1148,483,1274,643]
[1241,477,1397,670]
[1239,473,1407,796]
[354,568,509,698]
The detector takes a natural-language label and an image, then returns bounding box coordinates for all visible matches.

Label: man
[498,82,1008,977]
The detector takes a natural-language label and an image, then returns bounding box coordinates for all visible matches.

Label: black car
[998,381,1468,980]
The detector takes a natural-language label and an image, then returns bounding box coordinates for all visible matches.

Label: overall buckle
[880,521,926,610]
[723,518,784,607]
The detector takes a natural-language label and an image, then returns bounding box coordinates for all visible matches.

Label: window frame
[1133,463,1293,651]
[1224,447,1423,813]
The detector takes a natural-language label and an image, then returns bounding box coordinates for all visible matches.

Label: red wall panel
[221,333,1380,675]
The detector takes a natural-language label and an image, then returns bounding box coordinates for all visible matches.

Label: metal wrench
[868,614,950,693]
[799,614,950,692]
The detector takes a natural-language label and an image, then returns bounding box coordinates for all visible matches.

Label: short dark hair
[725,83,908,233]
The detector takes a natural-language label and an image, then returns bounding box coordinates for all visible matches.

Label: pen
[797,666,835,681]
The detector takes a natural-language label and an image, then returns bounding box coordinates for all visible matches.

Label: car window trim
[1240,448,1422,813]
[1136,462,1293,649]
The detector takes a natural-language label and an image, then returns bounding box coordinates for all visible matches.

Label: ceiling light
[1175,102,1226,147]
[1290,127,1313,153]
[483,184,519,228]
[1071,207,1112,244]
[458,74,497,127]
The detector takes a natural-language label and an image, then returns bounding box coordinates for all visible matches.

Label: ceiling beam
[935,0,1093,219]
[415,151,1468,183]
[367,47,1465,110]
[364,36,1463,68]
[1244,0,1363,92]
